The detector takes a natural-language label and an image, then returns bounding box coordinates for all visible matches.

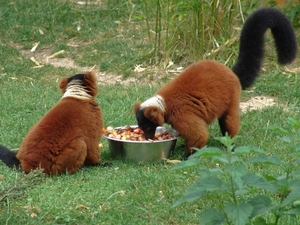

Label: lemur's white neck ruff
[140,95,166,112]
[62,80,92,100]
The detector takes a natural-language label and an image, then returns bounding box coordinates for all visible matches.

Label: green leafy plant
[171,117,300,225]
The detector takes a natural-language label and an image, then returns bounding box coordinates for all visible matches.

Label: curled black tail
[0,145,20,168]
[232,7,297,89]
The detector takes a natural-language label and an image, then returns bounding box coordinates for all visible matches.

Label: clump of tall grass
[141,0,265,67]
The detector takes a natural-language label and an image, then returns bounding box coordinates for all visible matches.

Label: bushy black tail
[0,145,20,168]
[232,7,297,89]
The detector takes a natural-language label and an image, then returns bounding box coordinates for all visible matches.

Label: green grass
[0,0,300,224]
[0,164,201,224]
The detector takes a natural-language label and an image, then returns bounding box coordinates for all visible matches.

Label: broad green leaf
[215,134,235,147]
[282,162,294,170]
[229,155,241,164]
[234,146,265,154]
[242,173,276,192]
[284,207,300,215]
[199,167,222,179]
[212,155,229,164]
[172,177,222,208]
[289,179,300,188]
[225,164,248,176]
[267,125,289,135]
[296,159,300,164]
[277,136,292,143]
[281,187,300,207]
[224,202,253,225]
[290,170,300,178]
[272,177,289,192]
[293,200,300,206]
[171,190,205,208]
[263,174,278,182]
[225,164,247,189]
[276,174,288,181]
[293,143,300,151]
[248,155,281,165]
[200,208,226,225]
[222,181,233,194]
[247,195,273,218]
[290,152,300,158]
[189,147,223,159]
[235,188,249,196]
[196,177,223,191]
[170,158,199,171]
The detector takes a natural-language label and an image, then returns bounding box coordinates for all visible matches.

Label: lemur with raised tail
[133,7,298,156]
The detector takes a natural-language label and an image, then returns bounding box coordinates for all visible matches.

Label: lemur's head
[59,72,98,99]
[133,95,165,140]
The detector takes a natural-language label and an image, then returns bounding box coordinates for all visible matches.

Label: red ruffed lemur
[0,72,104,175]
[133,7,298,156]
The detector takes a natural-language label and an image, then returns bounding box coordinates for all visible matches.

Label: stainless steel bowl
[103,125,179,163]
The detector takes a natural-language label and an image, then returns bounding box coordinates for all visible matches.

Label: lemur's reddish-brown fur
[15,72,103,175]
[134,61,241,153]
[134,7,297,156]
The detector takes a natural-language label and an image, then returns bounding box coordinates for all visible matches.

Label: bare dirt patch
[21,47,140,85]
[19,42,180,86]
[240,96,276,113]
[19,45,284,112]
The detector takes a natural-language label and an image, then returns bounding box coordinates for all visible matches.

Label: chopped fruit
[103,126,175,141]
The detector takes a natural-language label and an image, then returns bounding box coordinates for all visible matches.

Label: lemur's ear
[59,78,68,93]
[144,106,165,126]
[133,102,141,114]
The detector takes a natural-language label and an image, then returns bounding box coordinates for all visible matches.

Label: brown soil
[21,44,296,112]
[21,47,139,85]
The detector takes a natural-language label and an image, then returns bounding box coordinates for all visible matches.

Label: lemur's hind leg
[84,144,100,166]
[218,99,240,138]
[50,136,87,175]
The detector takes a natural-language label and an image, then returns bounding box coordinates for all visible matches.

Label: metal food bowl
[103,125,179,163]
